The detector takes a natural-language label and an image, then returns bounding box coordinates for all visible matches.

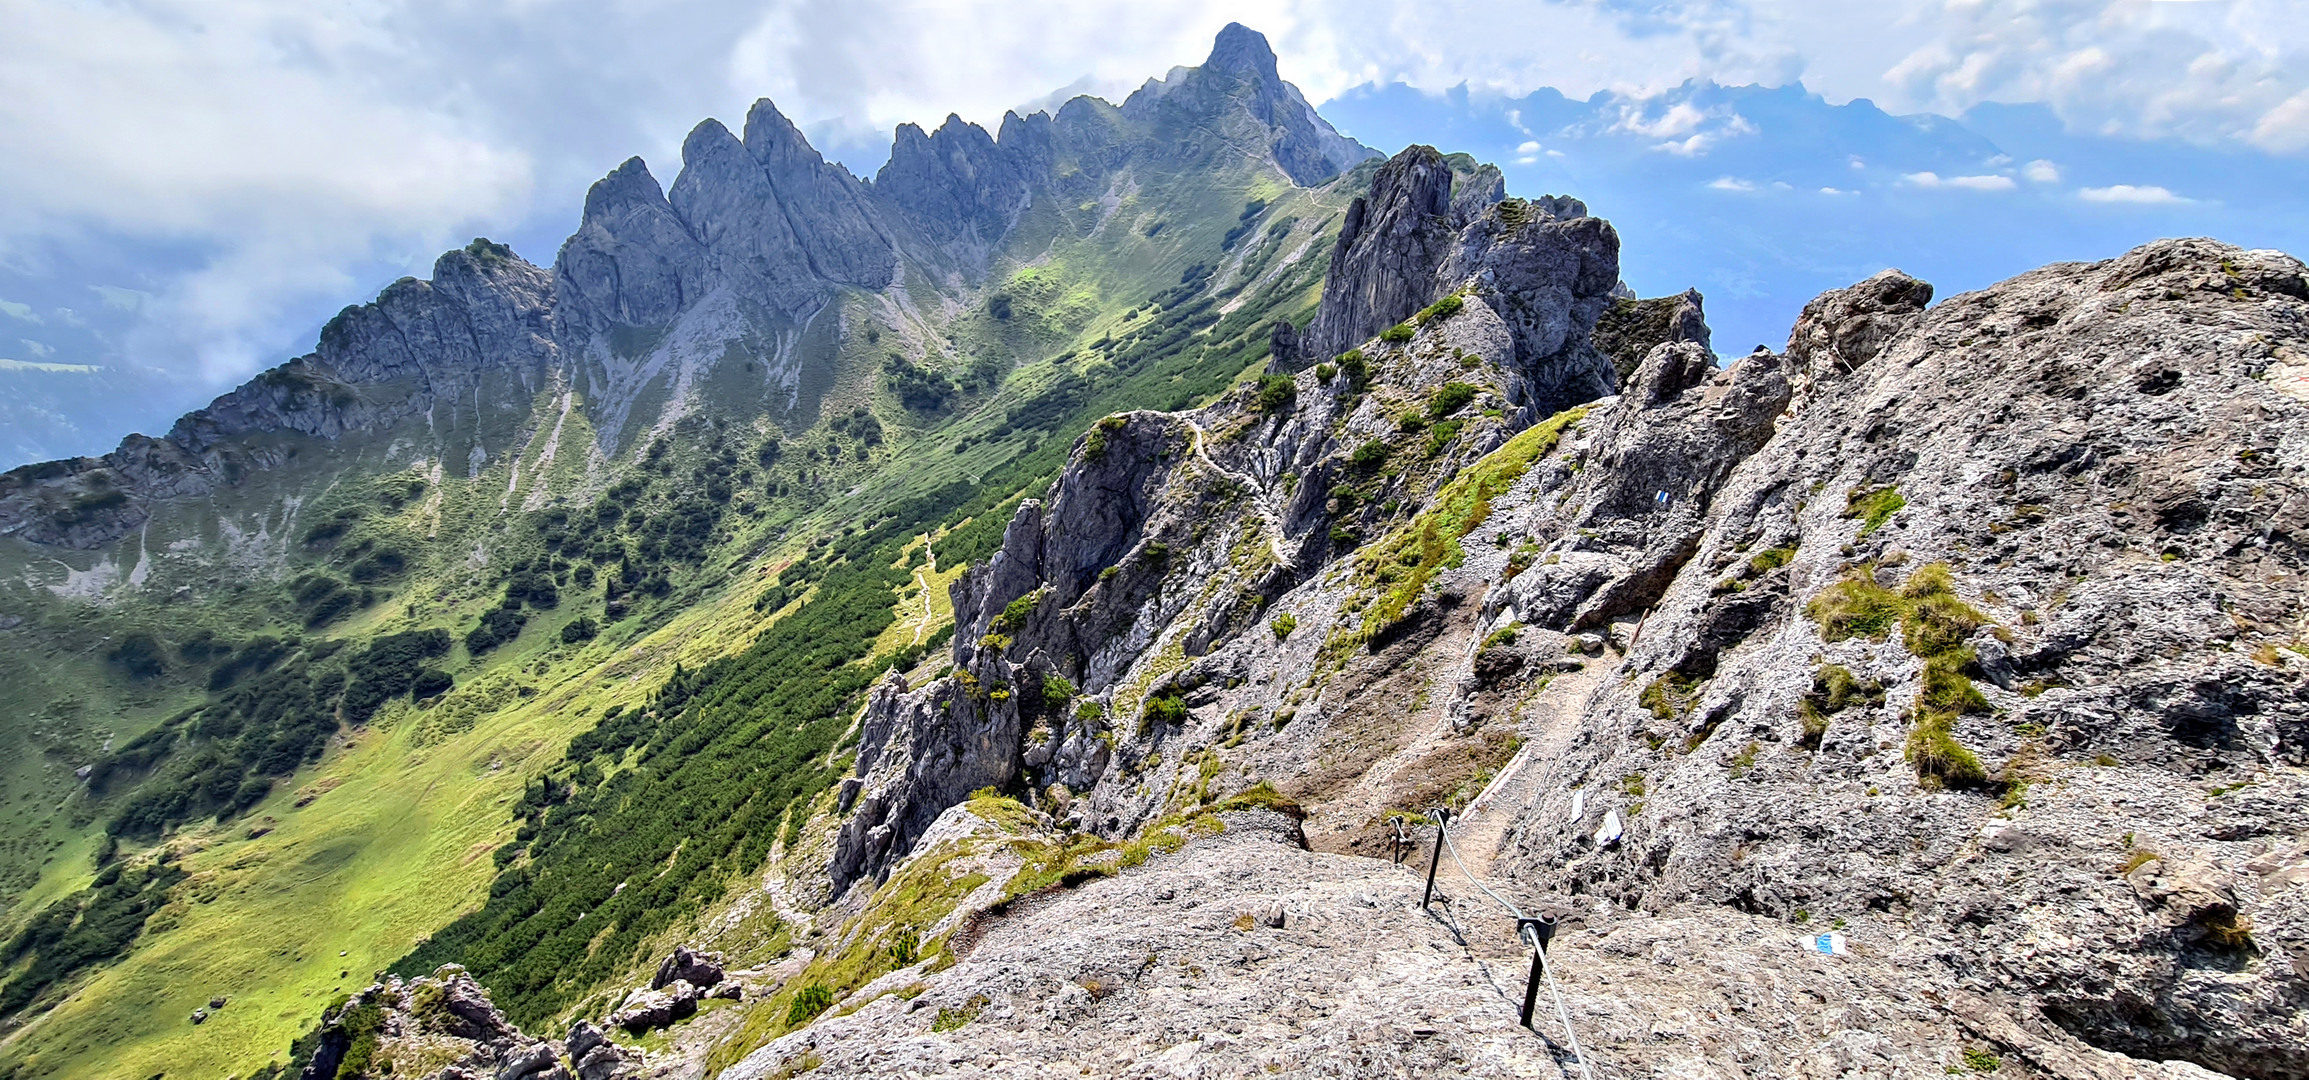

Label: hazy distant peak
[1205,22,1283,83]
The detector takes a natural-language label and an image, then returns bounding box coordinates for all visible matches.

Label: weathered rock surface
[1287,145,1619,416]
[1125,22,1376,188]
[608,979,702,1033]
[743,807,2239,1079]
[553,157,709,335]
[1496,238,2309,1077]
[650,945,725,991]
[817,237,2309,1076]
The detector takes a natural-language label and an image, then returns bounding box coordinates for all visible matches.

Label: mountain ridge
[3,21,2305,1080]
[0,22,1380,553]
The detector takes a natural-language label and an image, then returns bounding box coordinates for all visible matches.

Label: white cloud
[0,299,36,323]
[0,0,534,382]
[1516,140,1540,154]
[1903,171,2017,191]
[2079,184,2193,204]
[2023,159,2061,182]
[1709,177,1757,191]
[20,338,52,358]
[90,286,147,312]
[1606,98,1758,156]
[1848,0,2309,153]
[2254,89,2309,152]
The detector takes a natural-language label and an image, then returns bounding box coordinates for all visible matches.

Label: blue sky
[1320,81,2309,359]
[1,0,2304,464]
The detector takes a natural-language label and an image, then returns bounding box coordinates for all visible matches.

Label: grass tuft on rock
[1807,562,1993,788]
[1843,485,1906,537]
[1798,664,1883,750]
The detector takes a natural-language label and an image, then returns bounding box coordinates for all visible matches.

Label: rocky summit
[0,22,2303,1080]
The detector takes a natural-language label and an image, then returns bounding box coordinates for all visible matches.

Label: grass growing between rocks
[1808,563,1994,788]
[705,832,994,1073]
[1798,664,1883,750]
[996,780,1298,903]
[1844,485,1906,537]
[714,783,1301,1066]
[1352,406,1588,643]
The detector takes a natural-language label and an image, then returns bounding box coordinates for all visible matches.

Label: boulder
[650,946,724,990]
[608,979,701,1032]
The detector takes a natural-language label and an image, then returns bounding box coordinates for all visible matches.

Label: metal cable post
[1533,938,1594,1080]
[1420,807,1450,909]
[1434,811,1597,1080]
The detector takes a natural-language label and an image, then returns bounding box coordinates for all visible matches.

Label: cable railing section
[1414,805,1596,1080]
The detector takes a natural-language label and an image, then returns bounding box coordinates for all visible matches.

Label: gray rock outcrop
[650,946,724,990]
[1125,22,1375,188]
[299,965,616,1080]
[1286,145,1619,415]
[608,978,702,1032]
[1494,238,2309,1077]
[554,157,708,335]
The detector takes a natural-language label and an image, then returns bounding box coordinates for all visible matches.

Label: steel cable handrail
[1428,806,1595,1080]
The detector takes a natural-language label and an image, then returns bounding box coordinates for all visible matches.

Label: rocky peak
[872,114,1032,255]
[1286,146,1619,416]
[1292,146,1464,365]
[554,156,708,334]
[1203,21,1283,83]
[739,98,896,289]
[1123,24,1375,186]
[667,117,825,317]
[1784,266,1933,388]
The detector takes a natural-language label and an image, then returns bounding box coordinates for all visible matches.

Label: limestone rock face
[1495,238,2309,1077]
[650,946,725,991]
[1289,145,1619,416]
[739,98,896,290]
[873,115,1037,255]
[1125,22,1375,187]
[667,118,827,319]
[1439,200,1623,418]
[608,979,702,1032]
[1486,338,1794,635]
[1591,287,1712,384]
[554,157,708,335]
[1296,146,1460,363]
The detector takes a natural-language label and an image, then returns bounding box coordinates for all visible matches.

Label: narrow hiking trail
[1183,417,1291,564]
[1426,659,1609,961]
[910,536,939,645]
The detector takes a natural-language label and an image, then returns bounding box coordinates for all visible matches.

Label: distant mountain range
[4,59,2303,467]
